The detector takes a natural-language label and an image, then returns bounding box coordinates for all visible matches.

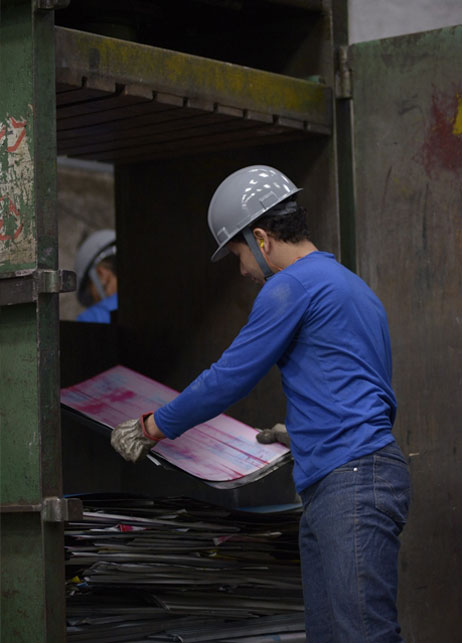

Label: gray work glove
[111,413,160,463]
[256,423,290,448]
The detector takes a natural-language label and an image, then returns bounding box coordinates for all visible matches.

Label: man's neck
[271,240,318,270]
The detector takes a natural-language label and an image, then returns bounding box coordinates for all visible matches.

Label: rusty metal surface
[0,103,36,271]
[55,27,330,123]
[0,269,75,305]
[351,25,462,643]
[54,26,332,163]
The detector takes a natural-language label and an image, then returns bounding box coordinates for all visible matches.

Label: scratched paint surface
[0,109,36,268]
[351,25,462,643]
[418,88,462,178]
[61,365,288,482]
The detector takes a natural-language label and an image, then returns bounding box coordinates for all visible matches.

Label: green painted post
[0,1,65,642]
[332,0,357,272]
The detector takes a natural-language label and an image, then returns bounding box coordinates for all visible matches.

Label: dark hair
[234,200,311,244]
[98,254,117,276]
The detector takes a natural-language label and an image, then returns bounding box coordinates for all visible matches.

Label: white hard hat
[208,165,302,263]
[75,229,116,305]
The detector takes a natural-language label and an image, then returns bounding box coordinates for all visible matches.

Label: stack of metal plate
[65,495,306,642]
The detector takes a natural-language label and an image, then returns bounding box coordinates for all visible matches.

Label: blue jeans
[299,441,410,643]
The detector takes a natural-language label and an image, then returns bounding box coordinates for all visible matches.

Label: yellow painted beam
[55,27,332,131]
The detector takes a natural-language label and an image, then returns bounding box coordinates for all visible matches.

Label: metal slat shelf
[55,27,332,163]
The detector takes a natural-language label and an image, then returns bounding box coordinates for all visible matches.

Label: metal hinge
[0,497,83,522]
[0,269,76,306]
[335,45,352,100]
[41,497,83,522]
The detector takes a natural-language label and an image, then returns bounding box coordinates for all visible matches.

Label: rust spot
[418,88,462,178]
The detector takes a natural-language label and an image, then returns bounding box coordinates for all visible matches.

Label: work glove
[256,423,290,448]
[111,413,160,463]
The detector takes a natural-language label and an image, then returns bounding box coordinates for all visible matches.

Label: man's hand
[256,423,290,448]
[111,413,165,463]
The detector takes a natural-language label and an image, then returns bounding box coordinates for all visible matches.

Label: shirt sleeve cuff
[153,408,177,440]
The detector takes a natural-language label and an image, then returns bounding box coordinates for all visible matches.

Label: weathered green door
[0,2,75,642]
[351,26,462,643]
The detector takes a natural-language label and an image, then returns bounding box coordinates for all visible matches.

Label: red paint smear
[10,117,27,128]
[107,389,135,403]
[419,89,462,178]
[0,197,23,242]
[77,390,135,415]
[8,128,25,153]
[81,400,105,415]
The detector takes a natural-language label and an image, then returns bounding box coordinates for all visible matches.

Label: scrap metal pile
[65,496,305,642]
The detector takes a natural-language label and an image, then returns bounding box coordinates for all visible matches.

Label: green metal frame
[0,1,67,641]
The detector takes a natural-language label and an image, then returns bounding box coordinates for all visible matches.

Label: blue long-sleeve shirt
[155,251,396,493]
[77,294,118,324]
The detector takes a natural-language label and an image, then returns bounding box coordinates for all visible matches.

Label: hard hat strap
[85,242,116,302]
[242,227,274,281]
[88,265,107,301]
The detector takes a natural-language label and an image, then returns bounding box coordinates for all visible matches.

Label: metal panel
[0,1,66,642]
[351,26,462,643]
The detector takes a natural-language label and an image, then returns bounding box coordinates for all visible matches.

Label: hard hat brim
[211,243,230,262]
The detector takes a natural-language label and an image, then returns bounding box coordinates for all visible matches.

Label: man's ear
[253,228,269,250]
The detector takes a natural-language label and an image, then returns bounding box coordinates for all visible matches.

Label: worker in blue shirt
[111,166,410,643]
[74,229,118,324]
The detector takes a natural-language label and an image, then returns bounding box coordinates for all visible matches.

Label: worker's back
[271,251,396,491]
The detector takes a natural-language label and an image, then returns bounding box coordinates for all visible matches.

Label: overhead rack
[55,27,332,164]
